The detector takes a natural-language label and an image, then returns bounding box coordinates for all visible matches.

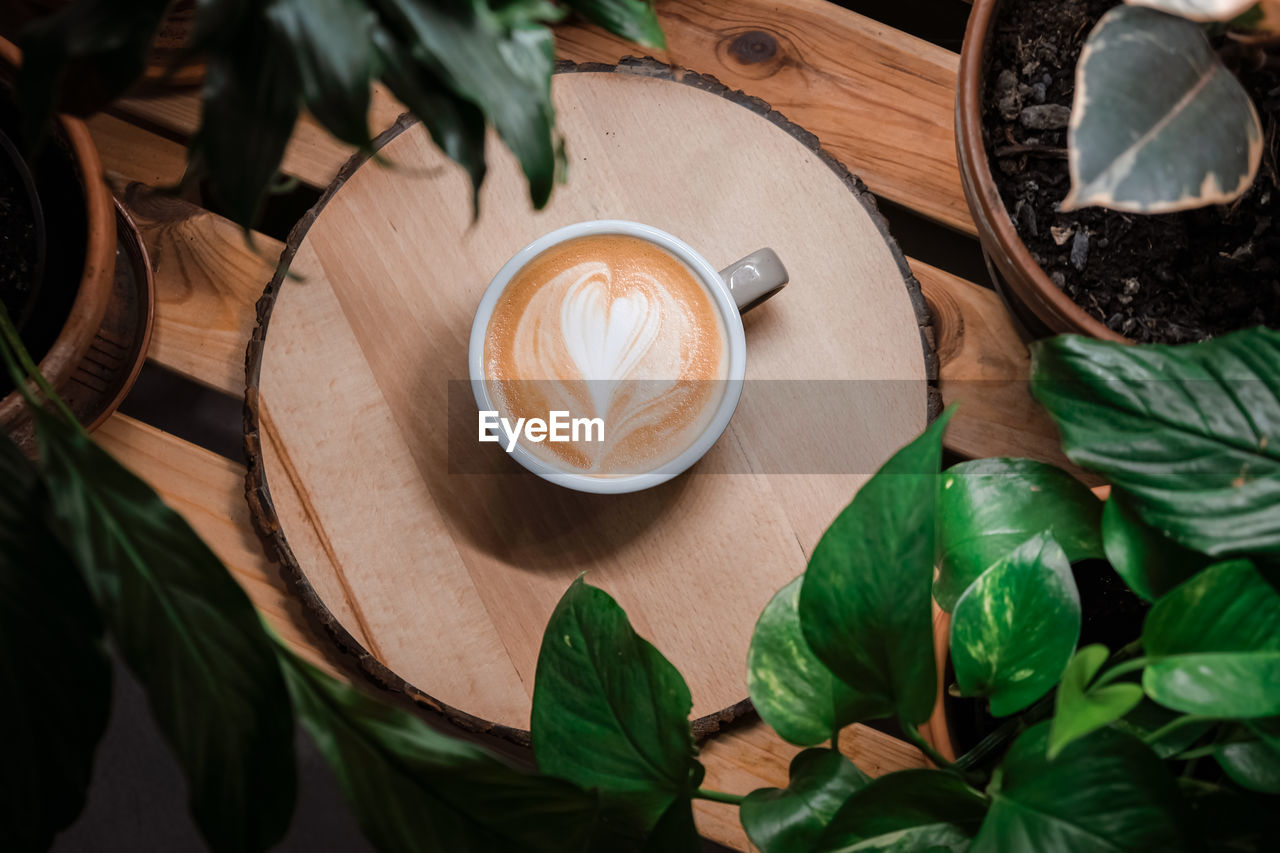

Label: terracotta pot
[956,0,1127,342]
[0,35,116,432]
[920,606,957,762]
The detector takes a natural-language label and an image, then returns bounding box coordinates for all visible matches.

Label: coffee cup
[468,220,786,494]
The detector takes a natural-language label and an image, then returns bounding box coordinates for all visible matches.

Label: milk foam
[485,234,728,475]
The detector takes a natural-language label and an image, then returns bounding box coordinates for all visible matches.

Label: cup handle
[719,249,788,314]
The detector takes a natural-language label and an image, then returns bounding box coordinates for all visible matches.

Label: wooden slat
[92,413,341,677]
[110,2,970,233]
[90,411,922,852]
[107,182,1050,470]
[86,112,190,188]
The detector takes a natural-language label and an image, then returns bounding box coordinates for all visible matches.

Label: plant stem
[901,721,956,771]
[1143,715,1217,746]
[0,301,80,427]
[1091,656,1152,689]
[694,788,745,806]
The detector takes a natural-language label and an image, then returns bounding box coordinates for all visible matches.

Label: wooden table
[80,1,1075,849]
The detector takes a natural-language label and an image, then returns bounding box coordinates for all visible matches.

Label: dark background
[55,2,983,851]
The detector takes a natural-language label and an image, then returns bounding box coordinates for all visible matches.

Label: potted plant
[956,0,1280,343]
[4,298,1277,849]
[0,35,116,440]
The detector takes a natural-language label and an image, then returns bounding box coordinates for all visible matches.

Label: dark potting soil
[945,558,1148,756]
[983,0,1280,343]
[0,127,38,325]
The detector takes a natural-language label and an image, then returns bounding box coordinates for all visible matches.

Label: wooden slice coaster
[245,59,938,744]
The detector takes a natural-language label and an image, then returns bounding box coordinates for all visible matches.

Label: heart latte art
[484,234,729,475]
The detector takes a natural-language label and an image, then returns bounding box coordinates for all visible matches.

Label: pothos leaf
[280,650,599,853]
[1100,494,1208,603]
[1065,5,1262,213]
[32,410,297,853]
[740,748,869,853]
[1030,329,1280,557]
[816,769,988,853]
[0,436,111,852]
[950,533,1081,717]
[934,458,1102,612]
[1215,719,1280,794]
[531,577,703,835]
[799,408,956,727]
[747,577,862,746]
[266,0,375,146]
[1048,645,1143,759]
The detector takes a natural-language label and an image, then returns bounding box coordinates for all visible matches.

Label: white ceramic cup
[468,220,787,494]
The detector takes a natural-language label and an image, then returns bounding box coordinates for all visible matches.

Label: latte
[484,234,729,476]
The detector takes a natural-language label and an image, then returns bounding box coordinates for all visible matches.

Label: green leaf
[935,458,1102,611]
[815,769,987,853]
[18,0,171,133]
[1048,645,1143,759]
[280,650,598,853]
[563,0,667,49]
[1030,328,1280,557]
[1215,720,1280,793]
[32,411,297,853]
[639,797,698,853]
[379,0,560,207]
[1100,495,1207,602]
[748,577,861,746]
[974,723,1193,852]
[740,748,870,853]
[950,533,1082,717]
[531,577,703,833]
[195,5,302,228]
[799,408,955,726]
[1112,699,1214,759]
[0,437,111,852]
[1142,560,1280,717]
[370,24,488,210]
[266,0,375,146]
[1065,5,1262,213]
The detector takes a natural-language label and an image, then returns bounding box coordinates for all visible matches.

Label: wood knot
[729,31,778,64]
[718,28,789,79]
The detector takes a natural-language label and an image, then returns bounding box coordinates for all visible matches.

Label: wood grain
[245,65,934,739]
[108,2,970,233]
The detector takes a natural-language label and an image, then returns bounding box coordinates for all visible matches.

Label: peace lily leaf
[1065,6,1262,213]
[196,5,302,228]
[748,577,861,746]
[1049,645,1144,759]
[280,650,598,853]
[815,769,987,853]
[740,748,869,853]
[1215,720,1280,793]
[799,408,955,726]
[640,798,698,853]
[973,723,1193,852]
[1030,329,1280,557]
[564,0,667,49]
[1101,496,1207,602]
[32,411,297,852]
[1142,560,1280,717]
[951,534,1081,717]
[381,0,560,208]
[266,0,374,146]
[18,0,170,133]
[531,577,703,833]
[370,24,488,210]
[1125,0,1257,22]
[0,437,111,851]
[935,458,1102,612]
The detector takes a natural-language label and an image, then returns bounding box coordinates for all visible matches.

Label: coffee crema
[484,234,729,476]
